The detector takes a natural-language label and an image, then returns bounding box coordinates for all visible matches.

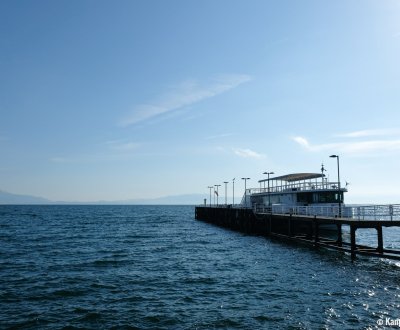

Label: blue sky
[1,0,400,203]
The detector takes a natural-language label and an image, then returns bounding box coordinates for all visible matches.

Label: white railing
[254,204,400,221]
[254,204,351,218]
[198,204,250,209]
[351,204,400,221]
[198,203,400,221]
[249,181,342,195]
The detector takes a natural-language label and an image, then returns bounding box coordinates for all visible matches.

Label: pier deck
[195,206,400,261]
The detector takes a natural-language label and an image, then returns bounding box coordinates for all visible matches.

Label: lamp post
[223,181,228,206]
[241,177,250,207]
[207,186,213,207]
[215,184,221,206]
[232,178,235,206]
[330,155,341,217]
[263,171,274,206]
[213,186,216,205]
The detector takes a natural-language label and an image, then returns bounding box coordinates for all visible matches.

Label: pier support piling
[337,224,342,247]
[377,226,383,254]
[313,219,319,247]
[267,215,272,235]
[350,225,357,261]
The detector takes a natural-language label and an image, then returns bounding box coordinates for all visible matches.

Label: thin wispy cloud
[205,133,235,140]
[336,128,400,138]
[50,157,73,163]
[106,140,141,151]
[292,136,338,152]
[50,141,141,164]
[119,74,252,127]
[293,136,400,155]
[233,148,266,159]
[50,155,107,164]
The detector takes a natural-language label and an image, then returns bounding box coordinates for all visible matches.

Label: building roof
[258,173,324,183]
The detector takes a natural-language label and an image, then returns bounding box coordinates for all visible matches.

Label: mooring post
[377,225,383,254]
[336,224,342,247]
[350,225,356,261]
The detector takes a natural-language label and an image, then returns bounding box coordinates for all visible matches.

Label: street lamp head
[263,171,274,175]
[330,155,338,158]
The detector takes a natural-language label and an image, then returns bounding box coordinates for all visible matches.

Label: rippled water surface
[1,205,400,329]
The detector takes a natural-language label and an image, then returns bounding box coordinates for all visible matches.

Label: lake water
[1,205,399,329]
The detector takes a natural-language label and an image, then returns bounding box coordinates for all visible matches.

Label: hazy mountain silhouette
[0,190,53,204]
[0,190,206,205]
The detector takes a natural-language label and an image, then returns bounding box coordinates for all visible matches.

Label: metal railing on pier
[351,204,400,221]
[199,203,400,221]
[248,181,342,195]
[253,204,400,221]
[200,204,250,209]
[254,204,349,218]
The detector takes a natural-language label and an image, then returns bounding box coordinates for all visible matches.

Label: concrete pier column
[313,219,319,247]
[377,226,383,254]
[268,215,272,235]
[337,224,342,247]
[308,220,313,240]
[350,225,357,261]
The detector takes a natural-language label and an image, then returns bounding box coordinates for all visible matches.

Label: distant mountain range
[0,190,53,204]
[0,190,207,205]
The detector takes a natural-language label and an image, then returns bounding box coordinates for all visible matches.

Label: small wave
[22,290,86,303]
[206,318,242,328]
[51,289,87,297]
[90,282,117,290]
[16,212,40,218]
[78,311,102,322]
[73,307,90,314]
[91,259,129,267]
[142,314,179,329]
[183,276,217,285]
[254,314,285,322]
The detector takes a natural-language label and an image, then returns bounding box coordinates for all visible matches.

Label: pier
[195,205,400,261]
